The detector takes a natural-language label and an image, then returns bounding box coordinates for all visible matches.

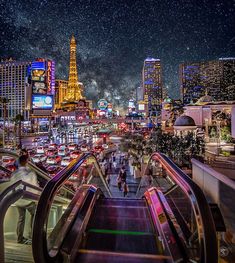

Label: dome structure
[174,115,196,126]
[195,95,214,105]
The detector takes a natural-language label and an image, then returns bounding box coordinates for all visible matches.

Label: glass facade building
[0,59,31,119]
[180,58,235,105]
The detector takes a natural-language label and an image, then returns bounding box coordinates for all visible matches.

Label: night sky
[0,0,234,108]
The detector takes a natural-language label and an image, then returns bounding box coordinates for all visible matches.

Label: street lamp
[216,120,221,155]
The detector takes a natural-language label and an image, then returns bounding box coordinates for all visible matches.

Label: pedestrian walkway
[106,152,141,198]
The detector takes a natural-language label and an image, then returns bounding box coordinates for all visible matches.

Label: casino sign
[97,99,108,110]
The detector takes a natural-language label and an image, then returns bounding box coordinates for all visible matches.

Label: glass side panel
[141,159,201,262]
[46,155,110,257]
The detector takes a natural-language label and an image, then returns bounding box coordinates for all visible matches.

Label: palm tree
[0,97,10,147]
[14,114,24,149]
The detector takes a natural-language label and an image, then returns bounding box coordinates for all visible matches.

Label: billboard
[32,95,53,110]
[30,59,55,95]
[32,81,47,94]
[97,99,108,110]
[31,61,46,82]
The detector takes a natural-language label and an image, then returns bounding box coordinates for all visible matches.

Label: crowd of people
[99,151,130,197]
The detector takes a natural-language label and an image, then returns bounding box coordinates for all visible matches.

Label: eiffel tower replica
[63,34,84,108]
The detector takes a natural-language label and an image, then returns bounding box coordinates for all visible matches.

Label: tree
[14,114,24,149]
[0,97,10,147]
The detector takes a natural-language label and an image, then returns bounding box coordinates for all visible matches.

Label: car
[93,145,104,154]
[1,156,16,167]
[68,143,77,151]
[80,145,88,152]
[36,146,45,154]
[46,165,61,176]
[42,138,50,144]
[70,150,81,159]
[46,149,57,157]
[102,144,109,149]
[48,143,57,150]
[31,154,47,163]
[32,137,41,143]
[5,144,15,150]
[58,144,66,150]
[27,149,36,156]
[46,155,61,165]
[58,148,69,157]
[5,164,17,172]
[61,157,72,166]
[0,170,11,181]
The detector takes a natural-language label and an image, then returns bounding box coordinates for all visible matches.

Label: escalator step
[76,249,170,263]
[87,215,154,233]
[88,228,154,236]
[93,206,149,219]
[83,232,159,254]
[98,198,146,207]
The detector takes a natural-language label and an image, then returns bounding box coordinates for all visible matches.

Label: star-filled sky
[0,0,234,107]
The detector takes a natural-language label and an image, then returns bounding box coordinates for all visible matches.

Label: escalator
[77,197,162,262]
[32,152,218,263]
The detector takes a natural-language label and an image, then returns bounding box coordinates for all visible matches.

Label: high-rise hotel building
[180,58,235,105]
[142,57,163,118]
[0,59,31,119]
[0,58,55,120]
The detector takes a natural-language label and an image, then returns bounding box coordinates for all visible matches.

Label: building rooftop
[145,57,160,62]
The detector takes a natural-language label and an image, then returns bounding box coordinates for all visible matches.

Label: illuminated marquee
[46,60,55,95]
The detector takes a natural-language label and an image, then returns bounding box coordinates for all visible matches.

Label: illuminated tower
[66,35,83,101]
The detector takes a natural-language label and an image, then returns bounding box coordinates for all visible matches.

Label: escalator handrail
[145,152,217,263]
[145,187,187,262]
[32,153,111,263]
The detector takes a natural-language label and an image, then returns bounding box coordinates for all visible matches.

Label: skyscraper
[180,58,235,105]
[142,57,163,118]
[0,59,31,119]
[65,35,83,102]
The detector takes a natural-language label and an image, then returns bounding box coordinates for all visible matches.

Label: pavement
[105,152,141,198]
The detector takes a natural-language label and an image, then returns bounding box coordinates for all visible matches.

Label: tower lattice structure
[66,35,83,101]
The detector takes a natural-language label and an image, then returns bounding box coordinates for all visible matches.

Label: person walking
[117,175,122,191]
[106,173,111,185]
[111,152,116,162]
[123,182,129,197]
[12,155,39,244]
[119,166,127,183]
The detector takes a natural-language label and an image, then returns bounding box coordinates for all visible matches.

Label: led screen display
[32,95,53,109]
[32,81,47,94]
[32,69,45,82]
